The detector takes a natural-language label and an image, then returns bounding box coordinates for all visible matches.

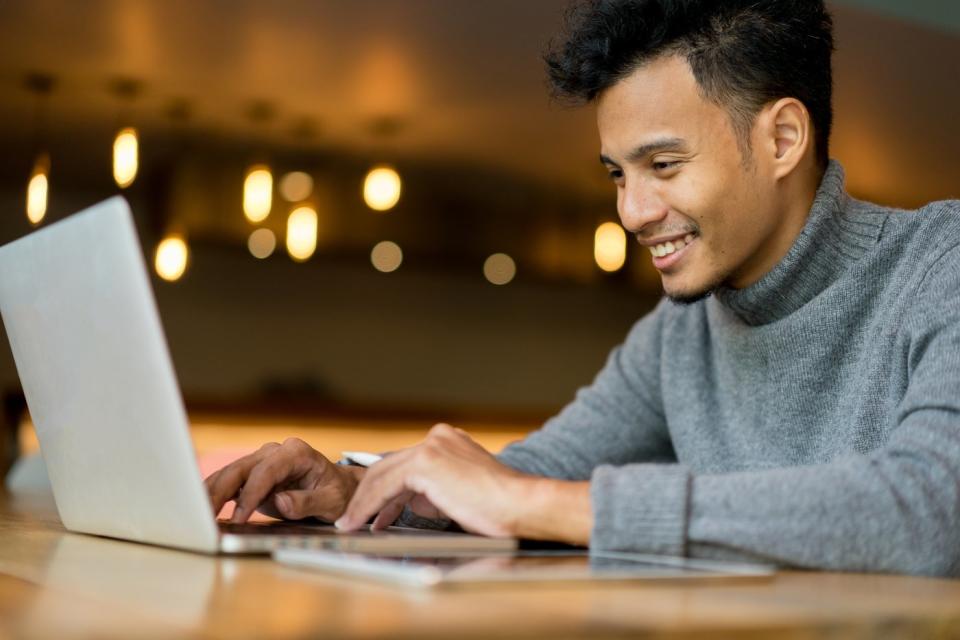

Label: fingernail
[334,518,347,529]
[277,494,292,514]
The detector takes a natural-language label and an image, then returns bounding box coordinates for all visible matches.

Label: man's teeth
[649,234,695,258]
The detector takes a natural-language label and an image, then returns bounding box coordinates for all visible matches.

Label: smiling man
[206,0,960,576]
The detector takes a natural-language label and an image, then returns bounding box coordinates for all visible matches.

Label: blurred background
[0,0,958,476]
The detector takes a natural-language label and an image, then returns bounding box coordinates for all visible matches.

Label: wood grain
[3,491,960,639]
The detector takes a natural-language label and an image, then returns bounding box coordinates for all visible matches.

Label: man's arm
[587,247,960,576]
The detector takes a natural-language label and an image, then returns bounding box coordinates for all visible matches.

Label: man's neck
[726,161,824,290]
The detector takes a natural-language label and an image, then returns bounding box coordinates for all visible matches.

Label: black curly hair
[545,0,835,166]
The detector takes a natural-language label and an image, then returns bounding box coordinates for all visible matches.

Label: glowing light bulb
[371,241,403,273]
[483,253,516,285]
[243,165,273,222]
[286,206,318,261]
[26,154,50,225]
[363,166,401,211]
[594,222,627,272]
[248,228,276,259]
[113,127,138,188]
[155,236,189,282]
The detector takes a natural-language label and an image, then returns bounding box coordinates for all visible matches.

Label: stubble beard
[662,270,728,306]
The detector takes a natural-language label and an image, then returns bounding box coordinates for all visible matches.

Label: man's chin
[665,289,715,306]
[661,276,723,306]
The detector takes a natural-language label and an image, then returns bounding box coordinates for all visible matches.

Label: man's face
[597,55,788,303]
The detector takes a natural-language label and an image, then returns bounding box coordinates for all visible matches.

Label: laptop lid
[0,197,220,553]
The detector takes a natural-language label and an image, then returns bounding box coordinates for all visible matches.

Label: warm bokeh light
[26,154,49,225]
[243,165,273,222]
[594,222,627,272]
[248,228,277,259]
[370,241,403,273]
[154,236,189,282]
[286,206,318,262]
[483,253,516,285]
[363,166,402,211]
[279,171,313,202]
[113,127,138,188]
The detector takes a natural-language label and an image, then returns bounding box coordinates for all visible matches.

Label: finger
[274,488,342,522]
[208,455,260,514]
[254,480,300,520]
[253,495,285,520]
[203,468,223,492]
[232,454,304,523]
[370,491,414,530]
[336,449,417,531]
[207,446,279,515]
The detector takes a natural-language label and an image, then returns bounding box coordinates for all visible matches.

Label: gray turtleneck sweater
[498,162,960,576]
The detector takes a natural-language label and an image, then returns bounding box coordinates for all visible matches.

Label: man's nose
[618,179,668,233]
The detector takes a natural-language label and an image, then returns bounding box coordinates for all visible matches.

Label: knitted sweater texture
[499,161,960,576]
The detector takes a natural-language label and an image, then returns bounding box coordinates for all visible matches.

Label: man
[206,0,960,576]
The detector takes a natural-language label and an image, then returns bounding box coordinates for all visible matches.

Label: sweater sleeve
[590,248,960,577]
[497,299,674,481]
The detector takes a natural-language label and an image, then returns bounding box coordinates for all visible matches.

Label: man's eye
[607,169,624,181]
[653,161,680,172]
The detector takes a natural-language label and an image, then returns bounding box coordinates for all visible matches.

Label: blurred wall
[0,185,654,417]
[0,0,957,419]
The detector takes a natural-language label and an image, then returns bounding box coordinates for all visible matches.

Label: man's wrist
[511,476,592,546]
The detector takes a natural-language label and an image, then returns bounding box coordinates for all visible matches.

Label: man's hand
[204,438,363,523]
[336,423,581,540]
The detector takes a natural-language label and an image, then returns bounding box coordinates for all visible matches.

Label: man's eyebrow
[599,137,689,167]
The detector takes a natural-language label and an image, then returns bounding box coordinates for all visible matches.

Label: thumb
[274,489,336,522]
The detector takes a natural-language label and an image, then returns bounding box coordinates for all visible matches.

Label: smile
[649,233,696,270]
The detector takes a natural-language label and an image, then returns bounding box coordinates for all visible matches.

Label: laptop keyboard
[218,520,458,537]
[217,521,340,536]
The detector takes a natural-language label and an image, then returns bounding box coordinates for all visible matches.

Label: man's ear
[758,97,812,180]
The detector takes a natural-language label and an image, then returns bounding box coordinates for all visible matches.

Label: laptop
[0,196,515,555]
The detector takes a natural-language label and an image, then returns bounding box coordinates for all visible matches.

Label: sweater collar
[712,161,885,326]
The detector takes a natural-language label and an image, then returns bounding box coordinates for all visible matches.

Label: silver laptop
[0,197,515,555]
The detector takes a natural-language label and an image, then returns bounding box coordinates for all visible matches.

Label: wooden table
[2,491,960,639]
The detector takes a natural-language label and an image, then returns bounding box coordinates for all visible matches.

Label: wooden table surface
[2,491,960,640]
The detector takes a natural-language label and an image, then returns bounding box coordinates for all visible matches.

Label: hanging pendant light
[155,234,189,282]
[363,165,402,212]
[113,127,139,189]
[109,78,143,189]
[243,164,273,222]
[24,73,56,225]
[26,153,50,225]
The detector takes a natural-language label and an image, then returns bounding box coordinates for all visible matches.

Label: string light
[248,228,276,259]
[594,222,627,272]
[279,171,313,202]
[483,253,516,285]
[243,165,273,222]
[363,166,402,211]
[113,127,139,188]
[26,154,49,225]
[286,206,318,261]
[155,235,189,282]
[371,241,403,273]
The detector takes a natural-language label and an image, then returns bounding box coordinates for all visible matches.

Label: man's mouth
[648,233,695,258]
[648,233,697,270]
